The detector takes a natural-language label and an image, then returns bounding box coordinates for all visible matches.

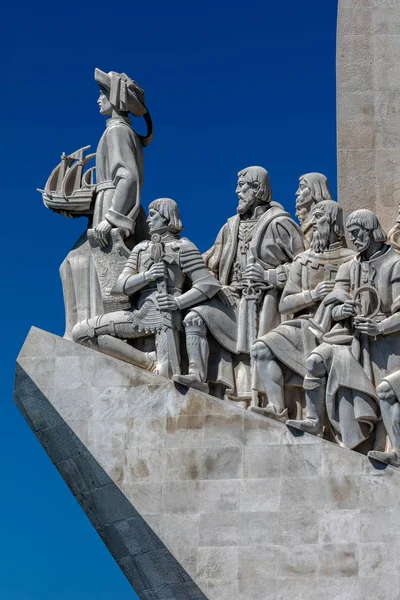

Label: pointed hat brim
[94,68,148,118]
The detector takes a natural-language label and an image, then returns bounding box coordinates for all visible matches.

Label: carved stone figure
[41,68,153,338]
[368,374,400,467]
[295,173,332,243]
[173,166,306,401]
[387,205,400,252]
[288,210,400,450]
[72,198,221,377]
[251,200,355,422]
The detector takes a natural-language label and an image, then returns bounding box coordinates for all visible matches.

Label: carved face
[295,178,314,224]
[347,224,371,252]
[312,207,329,231]
[236,176,259,215]
[296,203,310,225]
[97,88,113,116]
[147,208,168,233]
[311,206,332,252]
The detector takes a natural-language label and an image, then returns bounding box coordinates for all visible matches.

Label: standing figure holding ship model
[40,68,153,338]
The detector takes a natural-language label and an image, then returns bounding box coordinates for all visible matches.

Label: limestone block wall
[14,328,400,600]
[337,0,400,233]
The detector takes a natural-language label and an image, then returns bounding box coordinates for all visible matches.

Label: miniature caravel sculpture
[39,68,400,468]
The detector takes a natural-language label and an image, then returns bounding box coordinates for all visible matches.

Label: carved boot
[368,381,400,467]
[367,450,400,467]
[286,375,325,436]
[251,405,288,423]
[172,314,209,393]
[72,320,157,371]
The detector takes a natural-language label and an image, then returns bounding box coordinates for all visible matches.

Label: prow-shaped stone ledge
[14,327,400,600]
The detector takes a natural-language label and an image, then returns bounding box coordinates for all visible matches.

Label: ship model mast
[38,146,96,215]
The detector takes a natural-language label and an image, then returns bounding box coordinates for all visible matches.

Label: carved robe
[94,115,144,231]
[313,245,400,448]
[300,217,314,245]
[61,115,148,338]
[256,242,355,381]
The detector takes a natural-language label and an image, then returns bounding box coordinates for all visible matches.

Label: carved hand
[93,219,113,248]
[311,280,335,302]
[339,300,360,318]
[353,316,382,336]
[244,263,266,283]
[145,263,167,282]
[157,293,179,311]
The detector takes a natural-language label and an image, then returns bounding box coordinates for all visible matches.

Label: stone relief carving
[39,68,400,467]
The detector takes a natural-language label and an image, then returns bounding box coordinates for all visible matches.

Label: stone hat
[95,68,148,117]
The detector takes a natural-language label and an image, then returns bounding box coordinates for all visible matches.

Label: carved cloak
[311,246,400,448]
[191,203,306,397]
[257,244,356,379]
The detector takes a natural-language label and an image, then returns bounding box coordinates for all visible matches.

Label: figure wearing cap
[57,69,153,338]
[92,68,153,246]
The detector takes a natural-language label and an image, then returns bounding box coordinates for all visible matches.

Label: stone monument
[13,3,400,597]
[337,0,400,234]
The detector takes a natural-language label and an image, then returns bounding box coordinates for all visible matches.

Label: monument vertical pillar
[337,0,400,233]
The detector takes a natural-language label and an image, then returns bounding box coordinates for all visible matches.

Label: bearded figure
[289,210,400,451]
[173,166,306,402]
[295,173,332,244]
[251,200,355,422]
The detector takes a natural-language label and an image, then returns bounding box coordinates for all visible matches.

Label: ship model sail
[38,146,96,215]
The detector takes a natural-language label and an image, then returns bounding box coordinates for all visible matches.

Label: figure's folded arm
[111,243,148,296]
[112,272,148,296]
[104,126,140,231]
[280,290,315,315]
[278,258,313,315]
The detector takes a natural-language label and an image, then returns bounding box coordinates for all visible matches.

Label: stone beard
[311,218,331,253]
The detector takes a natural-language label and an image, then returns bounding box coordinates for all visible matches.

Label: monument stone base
[14,327,400,600]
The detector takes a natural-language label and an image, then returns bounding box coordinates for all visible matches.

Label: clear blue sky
[1,1,338,597]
